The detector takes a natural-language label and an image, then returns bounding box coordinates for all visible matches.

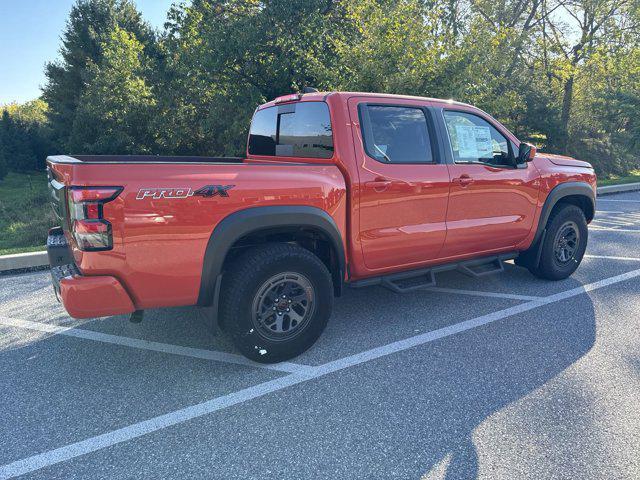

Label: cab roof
[258,91,473,110]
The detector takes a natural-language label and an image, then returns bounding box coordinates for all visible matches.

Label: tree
[155,0,354,156]
[0,154,7,181]
[570,43,640,174]
[0,110,15,179]
[4,100,59,169]
[0,100,60,172]
[0,121,8,180]
[541,0,638,150]
[13,0,638,177]
[0,110,39,172]
[334,0,449,95]
[42,0,156,150]
[69,27,157,153]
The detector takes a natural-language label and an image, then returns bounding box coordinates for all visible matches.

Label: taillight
[67,186,122,251]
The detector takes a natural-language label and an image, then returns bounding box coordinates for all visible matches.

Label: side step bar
[456,256,506,277]
[350,253,518,294]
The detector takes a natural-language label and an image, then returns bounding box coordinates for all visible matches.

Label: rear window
[248,102,334,158]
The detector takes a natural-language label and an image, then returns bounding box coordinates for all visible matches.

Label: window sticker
[454,125,493,158]
[473,126,493,158]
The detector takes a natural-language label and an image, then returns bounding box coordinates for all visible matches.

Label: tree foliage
[69,26,157,153]
[1,0,639,177]
[42,0,157,149]
[0,100,58,179]
[156,0,354,156]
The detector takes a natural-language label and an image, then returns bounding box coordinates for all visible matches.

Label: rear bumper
[48,227,135,319]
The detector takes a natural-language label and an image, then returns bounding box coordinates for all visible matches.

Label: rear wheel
[528,204,588,280]
[219,243,333,363]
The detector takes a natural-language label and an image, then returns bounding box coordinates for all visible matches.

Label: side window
[360,105,434,163]
[443,111,512,167]
[248,102,333,158]
[248,106,277,156]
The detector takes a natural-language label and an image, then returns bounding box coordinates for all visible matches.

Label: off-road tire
[219,243,333,363]
[528,204,588,280]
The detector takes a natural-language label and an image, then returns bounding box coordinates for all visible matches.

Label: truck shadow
[319,276,597,479]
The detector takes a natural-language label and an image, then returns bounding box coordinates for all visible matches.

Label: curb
[1,182,639,274]
[597,182,640,196]
[0,251,49,274]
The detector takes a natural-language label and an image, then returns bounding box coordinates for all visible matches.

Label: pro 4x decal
[193,185,235,197]
[136,185,235,200]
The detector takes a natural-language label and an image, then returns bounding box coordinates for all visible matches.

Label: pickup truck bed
[48,154,347,311]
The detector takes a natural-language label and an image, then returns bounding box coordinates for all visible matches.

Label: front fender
[531,181,595,246]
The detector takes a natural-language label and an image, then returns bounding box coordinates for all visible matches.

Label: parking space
[1,191,640,479]
[0,328,284,462]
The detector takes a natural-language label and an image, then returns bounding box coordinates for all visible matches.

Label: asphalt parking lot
[1,191,640,480]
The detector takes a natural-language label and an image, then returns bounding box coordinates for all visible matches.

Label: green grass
[599,170,640,187]
[0,171,56,256]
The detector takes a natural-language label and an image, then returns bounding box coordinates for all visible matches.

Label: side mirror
[518,143,536,163]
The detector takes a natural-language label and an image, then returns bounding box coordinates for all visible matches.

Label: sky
[0,0,175,105]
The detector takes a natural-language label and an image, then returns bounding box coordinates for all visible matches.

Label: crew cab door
[435,107,539,258]
[348,97,450,272]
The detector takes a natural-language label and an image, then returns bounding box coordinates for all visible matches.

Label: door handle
[365,177,393,191]
[454,174,474,187]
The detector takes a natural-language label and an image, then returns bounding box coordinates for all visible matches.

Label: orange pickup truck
[47,91,596,363]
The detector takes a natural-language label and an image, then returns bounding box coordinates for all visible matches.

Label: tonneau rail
[46,155,245,165]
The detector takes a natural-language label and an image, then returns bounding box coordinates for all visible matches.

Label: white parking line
[593,219,635,226]
[597,199,640,203]
[426,287,540,301]
[590,227,640,232]
[584,254,640,262]
[0,317,308,374]
[2,266,640,480]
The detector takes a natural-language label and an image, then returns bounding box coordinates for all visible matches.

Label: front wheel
[528,204,588,280]
[219,244,333,363]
